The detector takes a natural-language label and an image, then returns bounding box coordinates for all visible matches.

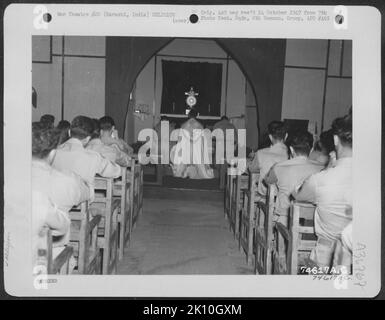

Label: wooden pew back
[289,202,317,274]
[113,166,133,260]
[131,159,143,230]
[46,229,74,274]
[36,228,74,275]
[93,177,120,274]
[231,173,249,239]
[239,172,257,265]
[254,183,277,274]
[272,201,317,274]
[69,201,102,274]
[224,162,235,220]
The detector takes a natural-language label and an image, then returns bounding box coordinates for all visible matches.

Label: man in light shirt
[32,190,71,270]
[247,121,289,199]
[32,125,90,245]
[265,130,324,226]
[40,114,55,129]
[99,116,134,157]
[333,222,352,274]
[86,118,131,167]
[293,114,352,270]
[309,129,335,167]
[52,116,122,199]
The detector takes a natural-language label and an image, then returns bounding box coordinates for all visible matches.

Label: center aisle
[117,187,254,275]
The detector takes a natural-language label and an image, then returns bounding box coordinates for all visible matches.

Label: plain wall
[32,36,106,125]
[281,39,352,134]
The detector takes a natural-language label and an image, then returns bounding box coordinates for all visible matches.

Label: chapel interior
[31,36,352,275]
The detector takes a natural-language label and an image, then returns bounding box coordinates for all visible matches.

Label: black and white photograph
[2,4,382,298]
[30,35,353,276]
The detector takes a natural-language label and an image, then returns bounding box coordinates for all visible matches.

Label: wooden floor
[117,186,254,275]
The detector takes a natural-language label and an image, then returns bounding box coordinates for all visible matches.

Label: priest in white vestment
[170,108,214,179]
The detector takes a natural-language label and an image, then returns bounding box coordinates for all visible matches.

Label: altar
[143,87,224,189]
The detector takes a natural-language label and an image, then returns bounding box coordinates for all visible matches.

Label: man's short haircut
[188,108,198,119]
[57,120,71,145]
[32,121,45,131]
[57,120,70,130]
[287,130,314,156]
[267,121,287,140]
[32,127,61,159]
[221,115,229,121]
[319,129,335,154]
[70,116,94,139]
[332,114,352,147]
[40,114,55,128]
[99,116,115,131]
[90,118,101,140]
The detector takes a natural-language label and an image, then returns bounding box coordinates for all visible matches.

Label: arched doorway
[127,38,257,146]
[105,37,286,149]
[122,38,259,187]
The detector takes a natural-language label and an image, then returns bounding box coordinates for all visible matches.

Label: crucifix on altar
[184,87,199,112]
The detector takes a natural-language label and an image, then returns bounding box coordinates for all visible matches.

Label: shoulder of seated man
[255,148,267,160]
[52,167,85,184]
[83,147,109,161]
[274,158,292,167]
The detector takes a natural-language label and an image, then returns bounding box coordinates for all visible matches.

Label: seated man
[32,125,90,245]
[40,114,55,129]
[309,129,336,168]
[293,114,352,271]
[32,190,70,271]
[56,120,71,145]
[265,130,324,226]
[99,116,134,156]
[52,116,122,199]
[333,222,352,274]
[247,121,289,199]
[86,118,131,167]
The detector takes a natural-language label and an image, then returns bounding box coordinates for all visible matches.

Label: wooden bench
[253,184,276,274]
[231,173,248,240]
[218,163,227,190]
[93,177,120,275]
[69,201,102,274]
[224,161,237,220]
[271,201,317,274]
[131,160,143,230]
[238,171,260,264]
[39,229,74,275]
[113,166,134,260]
[224,167,234,220]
